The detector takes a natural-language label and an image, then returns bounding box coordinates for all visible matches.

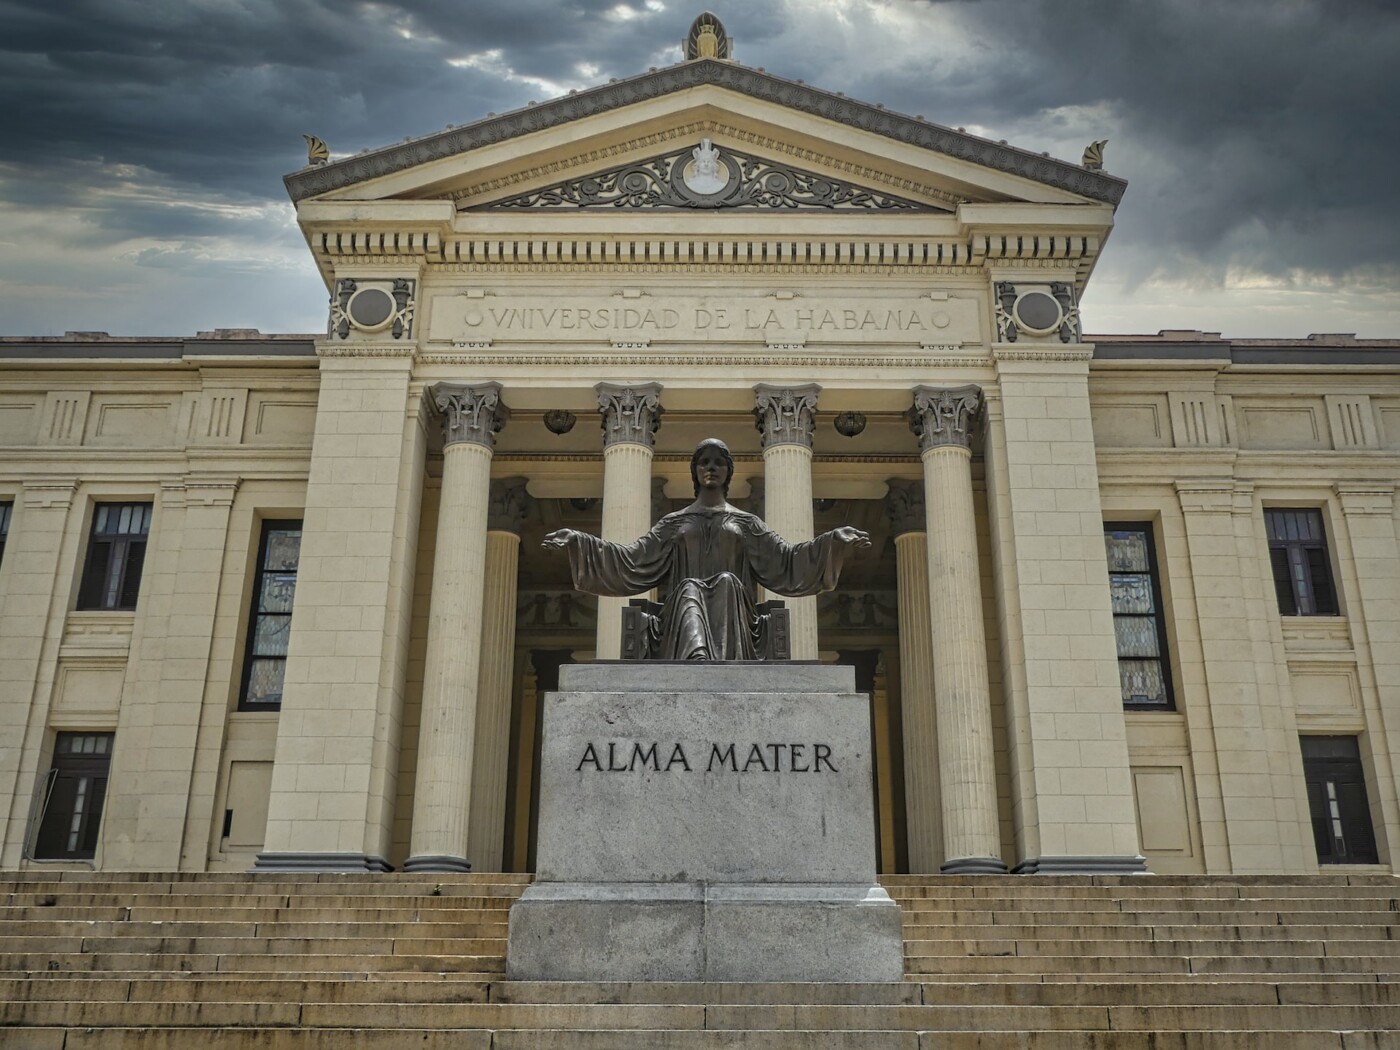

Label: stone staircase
[2,871,1398,1048]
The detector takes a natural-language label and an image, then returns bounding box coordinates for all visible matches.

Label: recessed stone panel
[0,398,39,445]
[86,398,176,447]
[1090,399,1170,448]
[1235,399,1327,450]
[244,395,317,445]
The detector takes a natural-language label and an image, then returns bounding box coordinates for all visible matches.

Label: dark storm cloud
[920,0,1400,282]
[0,0,1395,335]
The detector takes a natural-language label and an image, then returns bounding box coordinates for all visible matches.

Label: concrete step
[0,904,514,922]
[0,918,509,939]
[7,975,1400,1007]
[25,1029,1397,1050]
[900,922,1397,942]
[891,892,1400,908]
[0,934,506,956]
[0,951,506,974]
[8,999,1400,1032]
[895,909,1400,926]
[2,891,521,910]
[904,953,1400,976]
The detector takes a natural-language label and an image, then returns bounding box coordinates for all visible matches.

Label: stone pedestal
[506,663,904,982]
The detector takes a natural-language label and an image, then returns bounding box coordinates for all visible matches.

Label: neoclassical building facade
[2,29,1399,878]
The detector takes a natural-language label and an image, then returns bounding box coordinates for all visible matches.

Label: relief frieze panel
[432,292,980,346]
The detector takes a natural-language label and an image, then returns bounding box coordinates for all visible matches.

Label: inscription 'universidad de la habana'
[576,741,838,774]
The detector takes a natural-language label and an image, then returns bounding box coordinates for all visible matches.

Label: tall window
[1301,736,1378,865]
[77,502,152,610]
[240,521,302,709]
[1265,509,1339,616]
[0,500,11,566]
[1103,523,1174,708]
[33,732,114,860]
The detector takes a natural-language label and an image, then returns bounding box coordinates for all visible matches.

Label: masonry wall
[0,345,317,871]
[0,337,1397,875]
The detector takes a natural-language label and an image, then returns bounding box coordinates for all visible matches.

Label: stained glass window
[240,521,302,709]
[0,501,11,567]
[1103,523,1173,708]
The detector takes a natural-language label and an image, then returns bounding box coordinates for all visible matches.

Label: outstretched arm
[541,526,670,597]
[748,520,870,597]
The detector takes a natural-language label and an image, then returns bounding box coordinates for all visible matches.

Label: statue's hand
[541,529,578,551]
[832,526,872,551]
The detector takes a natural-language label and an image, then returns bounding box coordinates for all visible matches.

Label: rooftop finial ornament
[685,12,730,60]
[302,134,330,167]
[1081,139,1107,171]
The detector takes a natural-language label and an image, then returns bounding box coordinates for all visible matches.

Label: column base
[403,854,473,873]
[1012,854,1150,875]
[940,856,1008,875]
[251,851,393,873]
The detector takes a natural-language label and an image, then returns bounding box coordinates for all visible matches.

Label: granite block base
[505,663,905,983]
[507,881,903,982]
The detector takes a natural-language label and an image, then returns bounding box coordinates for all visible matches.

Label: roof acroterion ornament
[1081,139,1107,171]
[302,134,329,166]
[685,12,730,60]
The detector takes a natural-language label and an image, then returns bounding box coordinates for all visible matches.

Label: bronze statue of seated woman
[543,438,870,661]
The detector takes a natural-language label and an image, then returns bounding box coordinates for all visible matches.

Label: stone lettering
[629,742,659,771]
[790,743,808,772]
[576,740,837,773]
[707,743,737,771]
[743,743,770,772]
[446,295,973,342]
[665,743,692,771]
[607,742,628,772]
[576,742,602,771]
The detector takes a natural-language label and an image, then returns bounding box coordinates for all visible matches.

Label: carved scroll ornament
[753,384,821,449]
[433,382,509,449]
[907,385,983,452]
[489,140,924,212]
[596,382,664,448]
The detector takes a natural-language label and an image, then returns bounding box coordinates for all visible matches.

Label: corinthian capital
[753,383,821,449]
[907,385,983,452]
[487,477,533,534]
[883,479,927,537]
[596,382,663,449]
[432,382,509,449]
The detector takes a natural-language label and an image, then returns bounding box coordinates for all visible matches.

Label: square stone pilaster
[255,346,428,872]
[101,476,240,870]
[0,481,79,867]
[985,345,1145,873]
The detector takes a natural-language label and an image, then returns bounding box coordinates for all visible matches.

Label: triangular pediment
[285,61,1125,212]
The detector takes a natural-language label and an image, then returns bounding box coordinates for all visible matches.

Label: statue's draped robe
[561,505,850,660]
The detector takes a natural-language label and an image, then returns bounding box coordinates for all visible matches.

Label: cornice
[284,60,1126,206]
[419,348,992,369]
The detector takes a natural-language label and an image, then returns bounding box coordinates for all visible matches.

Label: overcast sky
[1,0,1396,339]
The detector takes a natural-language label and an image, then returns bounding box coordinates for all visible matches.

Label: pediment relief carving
[464,136,942,212]
[450,122,964,212]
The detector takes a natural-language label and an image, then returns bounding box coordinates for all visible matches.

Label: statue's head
[690,438,734,496]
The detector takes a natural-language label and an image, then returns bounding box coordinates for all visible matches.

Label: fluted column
[885,479,942,873]
[407,383,508,873]
[909,385,1005,873]
[595,383,663,659]
[465,477,532,871]
[754,384,820,660]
